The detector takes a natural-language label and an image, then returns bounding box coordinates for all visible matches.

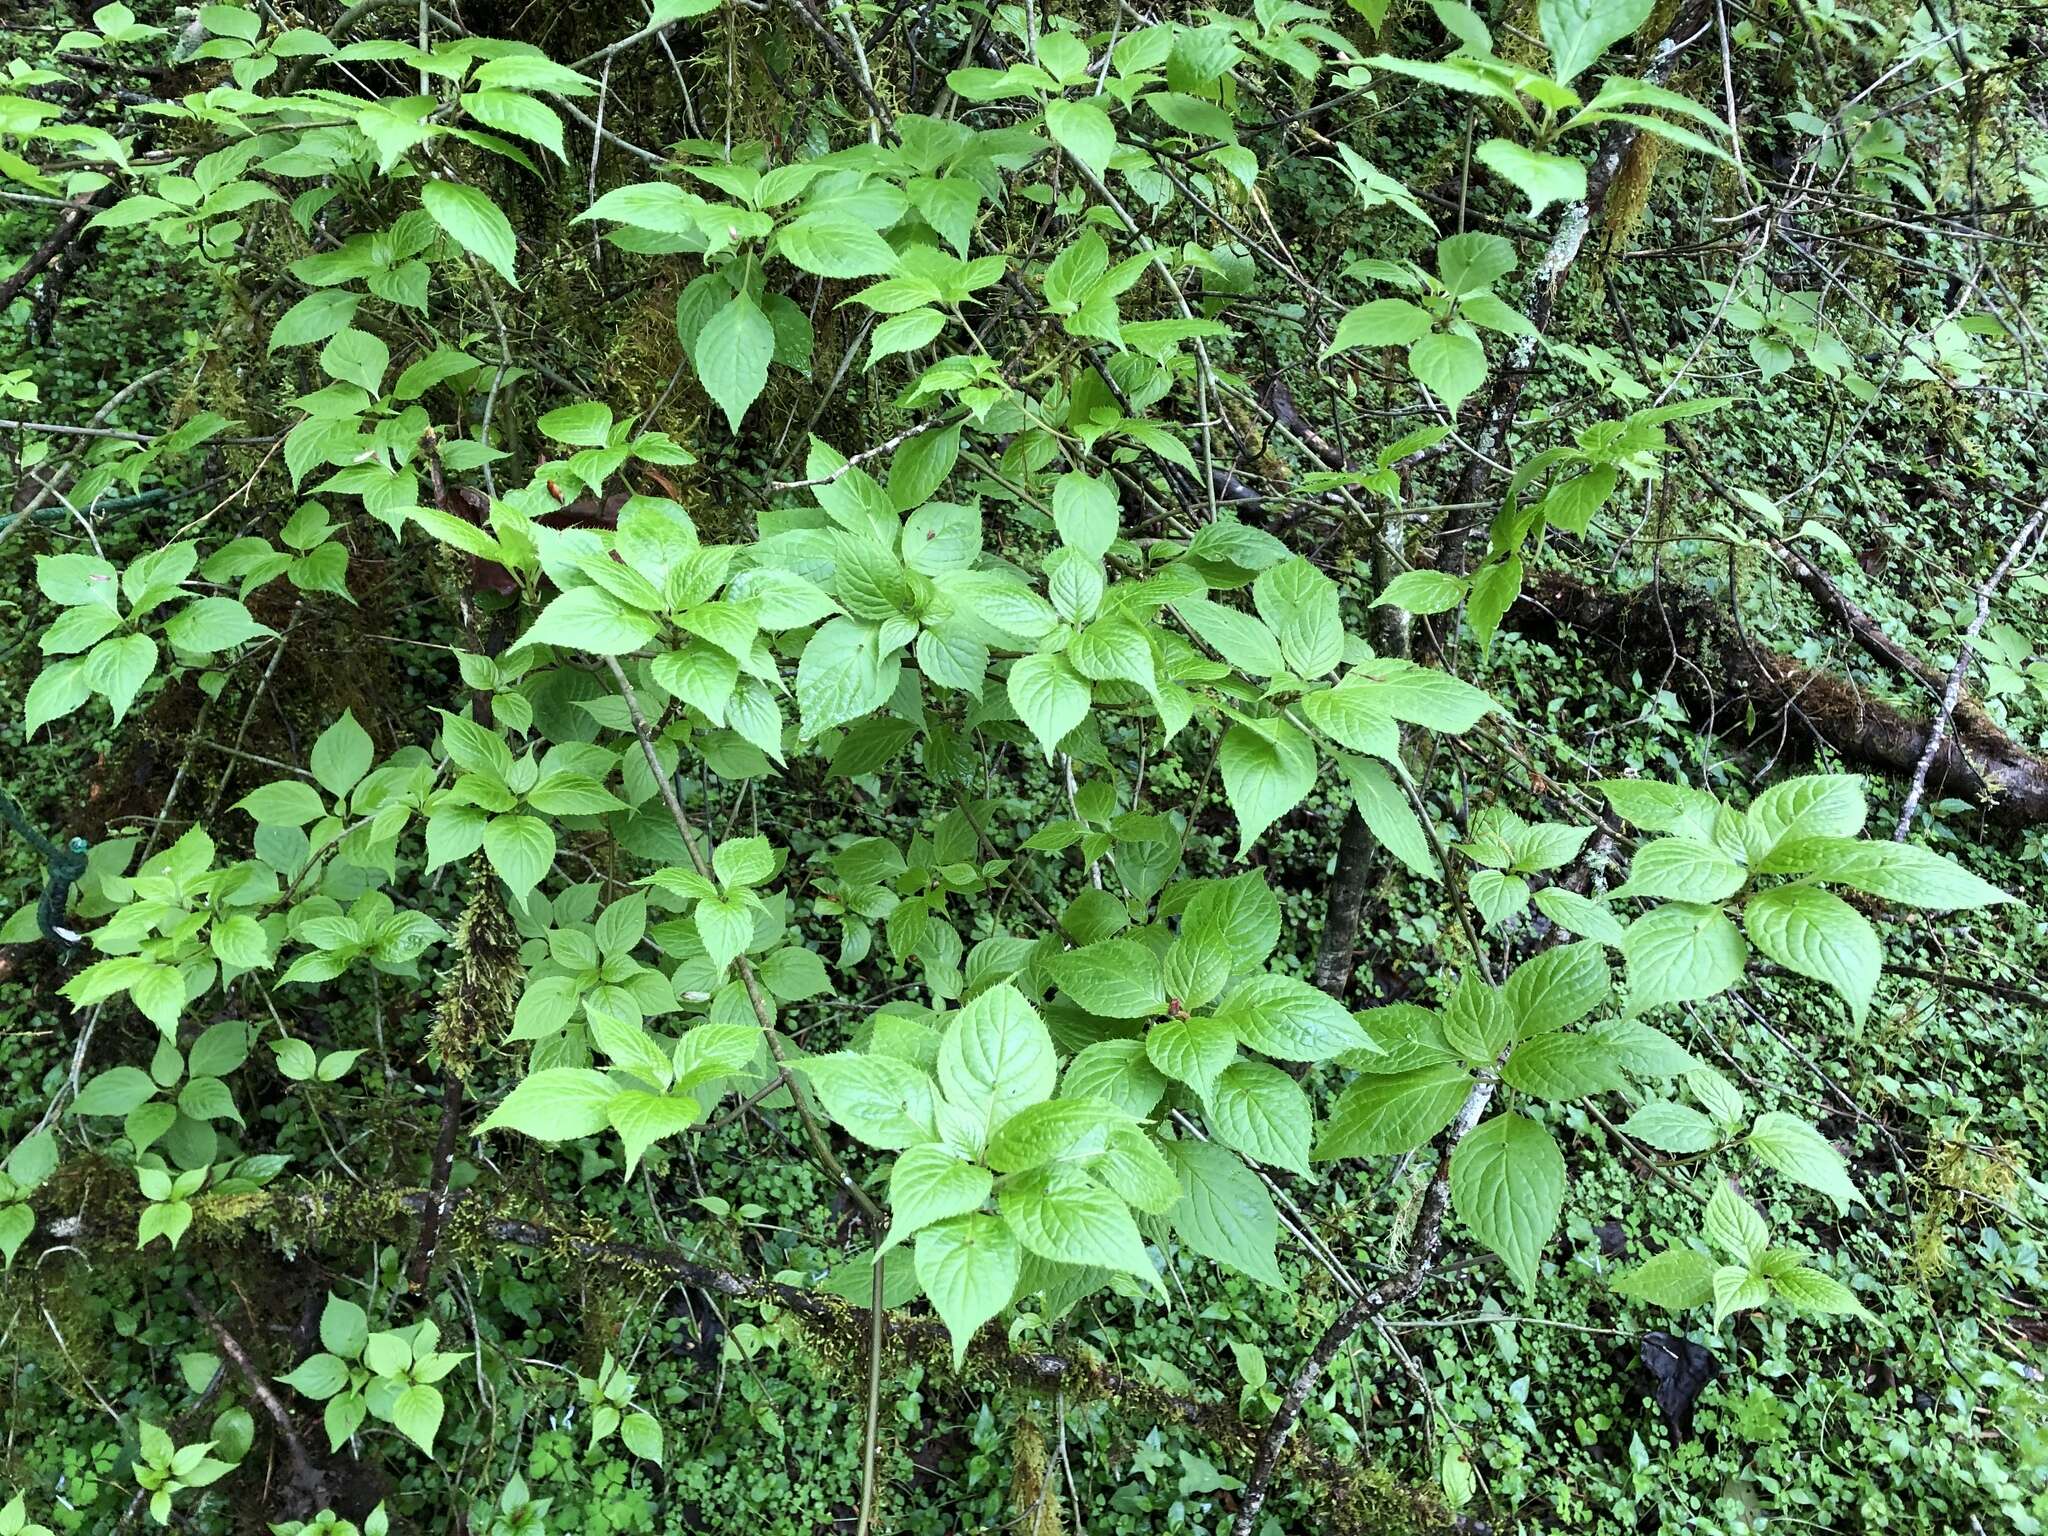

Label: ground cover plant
[0,0,2045,1530]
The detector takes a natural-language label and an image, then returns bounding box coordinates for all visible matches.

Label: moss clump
[429,870,521,1080]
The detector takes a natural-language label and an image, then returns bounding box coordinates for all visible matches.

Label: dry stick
[32,1181,1434,1523]
[1228,1076,1496,1536]
[406,1069,467,1294]
[1228,731,1502,1535]
[0,187,109,313]
[1892,503,2047,838]
[186,1293,329,1507]
[600,654,889,1536]
[2,366,172,538]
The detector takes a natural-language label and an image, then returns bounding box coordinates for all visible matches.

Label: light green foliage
[0,3,2032,1532]
[1615,1183,1873,1328]
[129,1420,238,1526]
[279,1296,469,1456]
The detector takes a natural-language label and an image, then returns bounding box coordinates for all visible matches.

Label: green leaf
[236,779,326,827]
[776,213,899,278]
[83,633,158,723]
[277,1352,350,1401]
[605,1090,702,1175]
[1702,1181,1770,1265]
[1620,1101,1718,1153]
[1314,1063,1472,1157]
[460,89,565,159]
[1161,1138,1283,1288]
[1060,1039,1168,1117]
[1001,1165,1160,1292]
[914,1212,1020,1366]
[1181,873,1281,972]
[1620,902,1746,1014]
[937,982,1057,1136]
[1742,884,1879,1025]
[1502,941,1611,1034]
[1436,233,1517,296]
[1052,471,1119,558]
[1595,779,1722,838]
[796,1053,937,1149]
[1045,98,1117,179]
[479,1068,618,1140]
[621,1409,664,1463]
[1409,331,1487,413]
[483,813,555,901]
[318,328,389,395]
[1712,1264,1773,1327]
[522,584,658,655]
[712,836,775,888]
[422,179,518,286]
[1327,298,1432,355]
[190,1022,248,1079]
[1332,658,1493,733]
[1175,598,1284,677]
[73,1066,159,1116]
[1614,836,1748,903]
[525,770,628,815]
[1451,1111,1564,1294]
[1746,1110,1859,1214]
[1474,138,1587,215]
[1530,887,1626,945]
[270,290,360,352]
[165,597,270,654]
[1144,1013,1237,1093]
[1007,652,1091,760]
[867,306,945,368]
[309,710,374,798]
[0,1204,28,1269]
[536,401,612,447]
[692,894,755,974]
[1770,1263,1870,1320]
[1372,569,1467,614]
[178,1076,242,1125]
[985,1099,1125,1171]
[1502,1029,1630,1099]
[1217,973,1369,1061]
[391,1383,443,1454]
[1252,557,1343,677]
[882,1145,993,1252]
[1468,870,1530,927]
[1539,0,1654,83]
[1047,939,1165,1019]
[1202,1061,1311,1175]
[1612,1246,1717,1310]
[1343,756,1437,879]
[696,291,777,432]
[25,659,90,736]
[797,618,898,739]
[1758,836,2011,910]
[1745,773,1866,852]
[1218,718,1315,858]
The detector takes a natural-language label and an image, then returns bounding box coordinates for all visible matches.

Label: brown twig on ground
[1511,570,2048,822]
[185,1292,331,1513]
[1891,505,2047,836]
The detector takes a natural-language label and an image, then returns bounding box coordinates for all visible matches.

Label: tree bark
[1511,571,2048,822]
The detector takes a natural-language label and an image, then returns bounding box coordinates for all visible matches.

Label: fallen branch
[186,1292,331,1514]
[1510,570,2048,822]
[0,187,110,313]
[32,1182,1441,1531]
[1891,505,2046,836]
